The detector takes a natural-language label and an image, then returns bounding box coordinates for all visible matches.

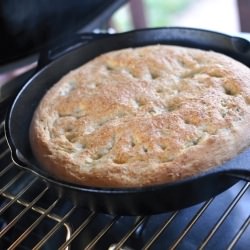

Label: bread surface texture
[30,45,250,187]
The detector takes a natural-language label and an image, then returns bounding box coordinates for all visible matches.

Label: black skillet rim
[5,26,250,194]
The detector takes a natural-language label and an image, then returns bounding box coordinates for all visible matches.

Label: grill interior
[0,100,250,250]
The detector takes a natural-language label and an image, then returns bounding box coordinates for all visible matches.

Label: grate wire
[198,182,250,249]
[0,115,249,249]
[227,215,250,250]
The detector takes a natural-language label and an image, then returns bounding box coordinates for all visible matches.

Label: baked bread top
[29,45,250,188]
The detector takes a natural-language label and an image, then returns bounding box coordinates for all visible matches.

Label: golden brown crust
[29,45,250,187]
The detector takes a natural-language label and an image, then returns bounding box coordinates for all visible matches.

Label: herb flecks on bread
[30,45,250,187]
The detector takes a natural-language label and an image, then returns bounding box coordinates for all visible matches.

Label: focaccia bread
[29,45,250,187]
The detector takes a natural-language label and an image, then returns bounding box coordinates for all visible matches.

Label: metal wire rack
[0,110,250,249]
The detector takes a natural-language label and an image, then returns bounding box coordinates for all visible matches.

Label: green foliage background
[112,0,194,31]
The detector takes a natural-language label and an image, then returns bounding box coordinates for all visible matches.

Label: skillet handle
[37,32,110,69]
[225,171,250,182]
[217,147,250,183]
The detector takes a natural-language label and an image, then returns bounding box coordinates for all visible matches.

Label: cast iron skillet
[5,27,250,215]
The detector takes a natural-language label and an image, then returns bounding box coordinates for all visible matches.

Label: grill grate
[1,115,250,249]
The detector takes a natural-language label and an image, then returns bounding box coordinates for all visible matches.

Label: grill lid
[0,0,127,66]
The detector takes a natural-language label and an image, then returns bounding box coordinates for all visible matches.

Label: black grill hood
[0,0,127,66]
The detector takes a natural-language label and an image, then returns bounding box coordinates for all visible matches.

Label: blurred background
[111,0,248,34]
[0,0,249,87]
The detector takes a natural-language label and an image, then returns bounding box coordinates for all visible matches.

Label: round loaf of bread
[29,45,250,187]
